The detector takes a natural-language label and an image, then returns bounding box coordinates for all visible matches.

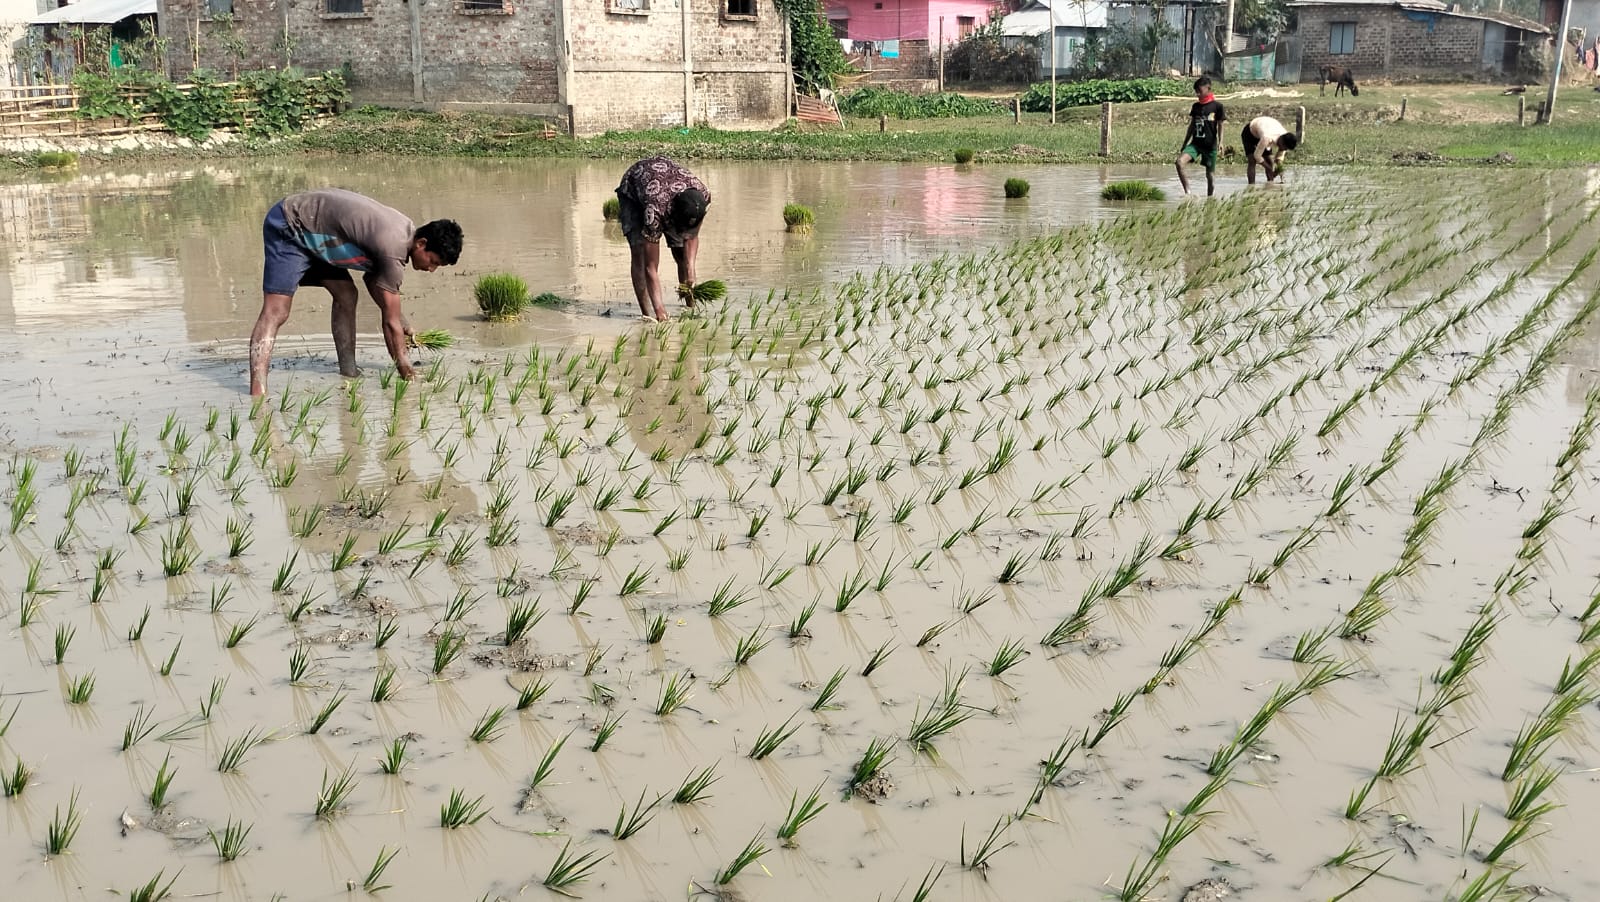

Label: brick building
[154,0,791,135]
[1291,0,1548,82]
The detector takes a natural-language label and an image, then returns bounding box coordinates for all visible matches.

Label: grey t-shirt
[281,188,414,293]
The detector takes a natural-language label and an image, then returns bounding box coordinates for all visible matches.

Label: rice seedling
[2,758,31,797]
[863,639,895,676]
[45,788,83,855]
[160,524,199,577]
[217,727,265,772]
[1085,691,1135,749]
[370,665,399,702]
[776,782,828,842]
[1003,178,1030,199]
[159,641,181,677]
[960,816,1015,871]
[432,630,467,675]
[304,689,346,734]
[543,838,610,894]
[986,638,1028,676]
[714,833,769,885]
[707,579,753,616]
[1503,689,1592,781]
[612,787,665,839]
[208,817,253,862]
[747,711,802,758]
[373,616,399,649]
[51,623,74,665]
[314,764,359,818]
[271,551,299,593]
[1117,812,1206,902]
[439,789,488,828]
[225,518,252,557]
[122,704,158,750]
[655,671,695,716]
[850,737,895,790]
[590,711,624,751]
[412,329,454,349]
[470,706,508,743]
[223,615,259,649]
[1101,179,1166,201]
[127,869,180,902]
[782,203,815,233]
[733,625,772,665]
[66,672,95,704]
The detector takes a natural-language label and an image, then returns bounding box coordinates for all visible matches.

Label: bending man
[1242,116,1300,185]
[616,157,710,321]
[248,188,462,396]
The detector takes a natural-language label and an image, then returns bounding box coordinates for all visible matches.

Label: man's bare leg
[1205,168,1216,197]
[1175,154,1191,195]
[249,292,295,397]
[1246,159,1258,185]
[328,280,361,378]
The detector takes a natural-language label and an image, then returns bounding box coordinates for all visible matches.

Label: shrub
[1101,179,1166,201]
[1019,77,1192,113]
[602,197,620,221]
[954,148,975,164]
[530,292,567,307]
[30,151,78,168]
[837,88,1003,119]
[474,273,529,320]
[946,19,1037,84]
[1004,178,1030,199]
[783,204,814,232]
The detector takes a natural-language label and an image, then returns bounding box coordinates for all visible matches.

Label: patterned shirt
[280,188,415,293]
[616,157,711,242]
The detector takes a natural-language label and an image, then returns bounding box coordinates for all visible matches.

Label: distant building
[1290,0,1549,81]
[824,0,994,77]
[1000,0,1108,76]
[154,0,790,136]
[2,0,48,85]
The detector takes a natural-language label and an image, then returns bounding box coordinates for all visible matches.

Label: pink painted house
[825,0,995,45]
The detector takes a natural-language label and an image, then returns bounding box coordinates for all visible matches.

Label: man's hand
[398,364,417,381]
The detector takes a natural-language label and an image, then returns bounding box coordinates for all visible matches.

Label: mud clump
[853,771,895,802]
[1182,878,1233,902]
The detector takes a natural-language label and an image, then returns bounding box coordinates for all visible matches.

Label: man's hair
[1277,132,1299,151]
[670,189,708,231]
[414,219,464,265]
[1194,77,1212,92]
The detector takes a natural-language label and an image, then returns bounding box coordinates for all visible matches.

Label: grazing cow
[1319,65,1359,97]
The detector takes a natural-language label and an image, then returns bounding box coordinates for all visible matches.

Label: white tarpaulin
[30,0,157,26]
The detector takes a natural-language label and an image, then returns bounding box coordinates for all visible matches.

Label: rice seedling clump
[783,203,815,232]
[954,148,975,164]
[474,272,530,319]
[1003,177,1030,198]
[1101,179,1165,201]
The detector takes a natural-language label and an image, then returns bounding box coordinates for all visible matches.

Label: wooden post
[1295,105,1306,143]
[879,113,887,132]
[1398,96,1407,121]
[1014,96,1021,124]
[1099,102,1111,155]
[938,17,945,93]
[1518,95,1526,126]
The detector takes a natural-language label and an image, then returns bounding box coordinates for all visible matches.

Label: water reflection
[0,157,1181,346]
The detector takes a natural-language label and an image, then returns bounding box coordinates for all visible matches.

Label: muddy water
[1,162,1599,902]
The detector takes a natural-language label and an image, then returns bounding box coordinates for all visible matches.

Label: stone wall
[1298,6,1495,81]
[157,0,786,128]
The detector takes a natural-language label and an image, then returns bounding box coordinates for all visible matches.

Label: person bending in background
[1176,77,1226,197]
[616,156,710,322]
[1242,115,1300,185]
[248,188,462,396]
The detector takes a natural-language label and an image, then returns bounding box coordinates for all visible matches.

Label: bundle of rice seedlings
[783,204,814,233]
[676,280,727,304]
[1101,180,1166,201]
[531,292,567,307]
[602,197,621,221]
[412,330,455,350]
[1004,178,1030,199]
[954,148,975,164]
[475,273,529,320]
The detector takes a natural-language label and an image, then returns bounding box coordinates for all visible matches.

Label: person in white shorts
[1241,116,1299,185]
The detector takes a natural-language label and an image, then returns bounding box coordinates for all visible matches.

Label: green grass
[1101,179,1166,201]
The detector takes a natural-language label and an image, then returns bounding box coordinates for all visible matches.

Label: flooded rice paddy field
[1,160,1600,902]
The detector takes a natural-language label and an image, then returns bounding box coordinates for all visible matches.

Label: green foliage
[1004,177,1030,198]
[839,88,1004,119]
[1020,77,1191,112]
[946,17,1036,83]
[776,0,852,91]
[476,273,530,319]
[29,151,78,168]
[1101,179,1166,201]
[954,147,975,164]
[71,68,346,141]
[602,196,621,220]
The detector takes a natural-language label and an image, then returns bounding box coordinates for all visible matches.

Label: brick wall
[1299,6,1490,82]
[566,0,788,135]
[158,0,784,124]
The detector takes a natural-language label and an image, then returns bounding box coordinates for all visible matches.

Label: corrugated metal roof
[29,0,156,25]
[1002,0,1109,36]
[1287,0,1549,33]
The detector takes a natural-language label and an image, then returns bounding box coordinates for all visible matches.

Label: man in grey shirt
[249,188,463,396]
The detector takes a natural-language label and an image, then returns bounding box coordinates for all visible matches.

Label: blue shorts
[263,201,353,295]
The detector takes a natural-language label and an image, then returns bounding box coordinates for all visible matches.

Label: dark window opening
[726,0,756,15]
[1329,22,1356,55]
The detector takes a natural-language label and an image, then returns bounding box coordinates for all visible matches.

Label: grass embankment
[7,83,1600,170]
